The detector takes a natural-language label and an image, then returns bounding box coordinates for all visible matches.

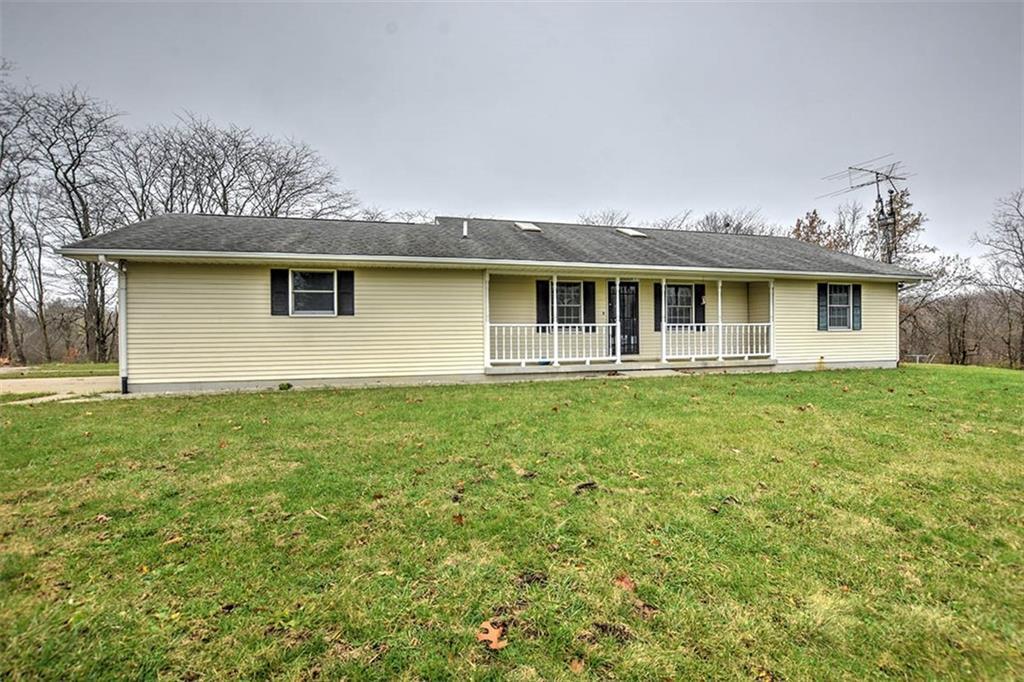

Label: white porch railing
[664,322,771,360]
[489,323,618,366]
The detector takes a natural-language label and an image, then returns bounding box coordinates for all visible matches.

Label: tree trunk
[7,297,26,364]
[84,263,99,362]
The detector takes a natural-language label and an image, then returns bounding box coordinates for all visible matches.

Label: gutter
[58,247,929,283]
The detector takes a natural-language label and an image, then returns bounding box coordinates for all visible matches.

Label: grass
[1,365,1021,680]
[3,362,118,379]
[0,392,55,405]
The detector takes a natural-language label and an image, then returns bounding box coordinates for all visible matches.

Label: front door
[607,281,639,355]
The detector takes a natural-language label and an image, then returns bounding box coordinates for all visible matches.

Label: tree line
[2,62,1021,369]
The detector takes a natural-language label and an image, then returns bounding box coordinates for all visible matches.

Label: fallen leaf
[612,573,636,592]
[569,658,585,674]
[94,513,110,524]
[452,513,465,526]
[574,481,598,495]
[476,620,508,650]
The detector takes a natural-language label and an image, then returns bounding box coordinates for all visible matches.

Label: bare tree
[26,87,120,361]
[0,62,34,362]
[792,202,869,255]
[13,182,55,361]
[578,209,632,227]
[690,207,778,235]
[647,211,693,231]
[389,208,434,224]
[974,188,1024,367]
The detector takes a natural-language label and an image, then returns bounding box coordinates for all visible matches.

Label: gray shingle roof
[60,213,927,279]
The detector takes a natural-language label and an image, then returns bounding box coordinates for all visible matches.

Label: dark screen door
[607,281,639,355]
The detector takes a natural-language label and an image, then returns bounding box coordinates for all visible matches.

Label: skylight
[616,227,648,238]
[515,222,542,232]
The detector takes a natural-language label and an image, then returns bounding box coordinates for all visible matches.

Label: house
[59,214,927,393]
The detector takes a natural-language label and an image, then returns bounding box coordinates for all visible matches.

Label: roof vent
[616,227,648,238]
[515,221,541,232]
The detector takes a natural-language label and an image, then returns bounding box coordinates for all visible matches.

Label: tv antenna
[817,154,914,264]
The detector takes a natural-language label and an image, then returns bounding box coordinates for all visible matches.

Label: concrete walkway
[0,375,120,396]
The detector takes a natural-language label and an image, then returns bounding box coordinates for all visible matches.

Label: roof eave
[56,247,928,283]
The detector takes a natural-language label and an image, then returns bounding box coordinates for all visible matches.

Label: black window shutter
[583,281,595,324]
[337,270,354,316]
[694,284,706,324]
[535,280,550,328]
[270,269,289,315]
[653,283,662,331]
[851,284,862,330]
[817,283,829,331]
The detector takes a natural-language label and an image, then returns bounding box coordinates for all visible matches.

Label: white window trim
[289,268,337,316]
[556,281,584,325]
[827,282,852,331]
[666,283,696,326]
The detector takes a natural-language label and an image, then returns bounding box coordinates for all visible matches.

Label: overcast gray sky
[2,2,1021,255]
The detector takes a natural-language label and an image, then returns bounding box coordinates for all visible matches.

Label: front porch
[484,273,775,370]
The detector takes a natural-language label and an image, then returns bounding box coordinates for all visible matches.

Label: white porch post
[769,279,776,360]
[716,279,724,361]
[483,270,491,368]
[614,277,622,364]
[552,275,559,366]
[117,262,128,394]
[660,277,668,363]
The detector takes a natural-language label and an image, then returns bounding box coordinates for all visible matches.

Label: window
[666,284,694,325]
[828,283,851,330]
[556,282,583,324]
[291,270,336,315]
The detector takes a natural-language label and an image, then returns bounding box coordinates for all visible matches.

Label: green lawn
[1,366,1021,679]
[0,392,55,405]
[4,362,118,379]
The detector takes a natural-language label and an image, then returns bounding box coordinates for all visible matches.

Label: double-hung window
[556,282,583,324]
[827,283,851,330]
[291,270,336,315]
[666,284,694,325]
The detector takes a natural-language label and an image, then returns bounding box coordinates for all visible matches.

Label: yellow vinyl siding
[772,279,898,364]
[747,282,770,323]
[126,263,484,384]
